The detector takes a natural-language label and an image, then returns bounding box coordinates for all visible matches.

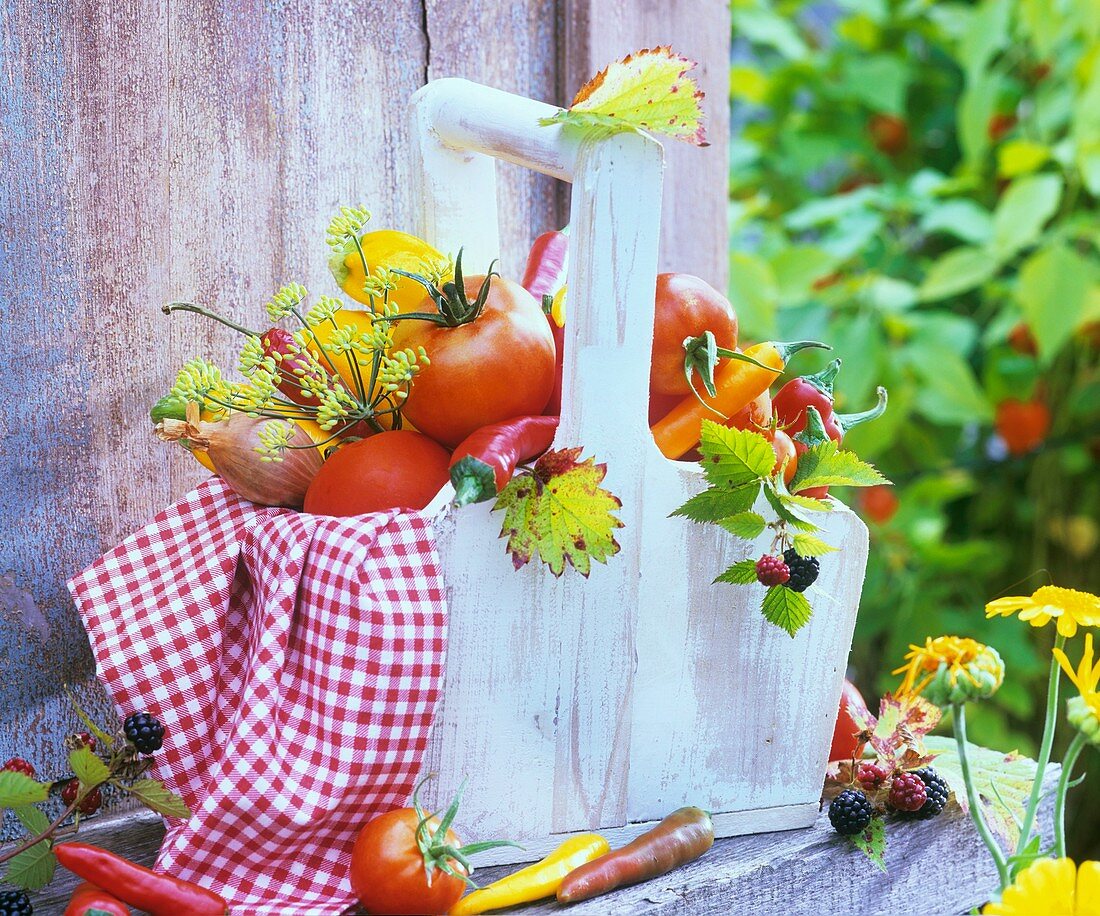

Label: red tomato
[392,274,555,447]
[350,808,467,915]
[987,112,1017,143]
[1007,321,1038,356]
[650,273,738,397]
[859,485,899,524]
[766,428,798,485]
[304,430,450,516]
[829,679,870,762]
[868,113,908,156]
[995,398,1051,456]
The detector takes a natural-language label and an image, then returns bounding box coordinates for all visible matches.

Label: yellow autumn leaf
[730,65,768,104]
[997,139,1051,177]
[541,46,707,146]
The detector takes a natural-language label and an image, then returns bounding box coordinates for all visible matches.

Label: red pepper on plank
[64,882,131,916]
[520,230,569,417]
[450,415,559,506]
[556,806,714,904]
[54,843,228,916]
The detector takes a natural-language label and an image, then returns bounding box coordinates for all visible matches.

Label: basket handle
[409,78,664,464]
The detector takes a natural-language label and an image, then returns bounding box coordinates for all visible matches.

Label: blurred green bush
[728,0,1100,850]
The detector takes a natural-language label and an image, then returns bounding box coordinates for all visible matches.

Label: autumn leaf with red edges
[494,447,623,576]
[540,46,708,146]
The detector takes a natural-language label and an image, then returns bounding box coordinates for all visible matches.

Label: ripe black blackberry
[123,712,165,755]
[783,548,819,592]
[0,889,32,916]
[898,767,950,820]
[828,788,874,835]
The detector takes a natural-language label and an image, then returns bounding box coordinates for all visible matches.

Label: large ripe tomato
[350,808,467,916]
[650,273,738,397]
[330,229,447,313]
[829,678,870,762]
[391,270,556,447]
[303,430,449,515]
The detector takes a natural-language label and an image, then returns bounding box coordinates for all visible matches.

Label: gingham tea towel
[67,477,448,914]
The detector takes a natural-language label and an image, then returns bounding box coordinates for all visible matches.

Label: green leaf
[541,48,706,145]
[124,779,192,819]
[64,686,115,748]
[763,486,819,532]
[957,73,1001,166]
[924,736,1036,850]
[991,174,1063,257]
[2,840,56,891]
[717,512,767,540]
[672,484,760,524]
[494,448,623,577]
[1016,245,1096,360]
[715,559,759,585]
[919,200,993,245]
[848,817,887,872]
[918,247,1000,301]
[69,746,110,788]
[792,533,839,557]
[783,493,833,513]
[13,805,50,836]
[760,585,813,637]
[0,771,49,807]
[698,422,775,488]
[769,246,838,308]
[907,347,993,424]
[728,252,780,339]
[790,441,888,493]
[732,8,809,59]
[839,55,909,114]
[958,0,1011,77]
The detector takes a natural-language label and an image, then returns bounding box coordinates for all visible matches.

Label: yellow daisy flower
[985,586,1100,638]
[983,857,1100,915]
[1054,634,1100,744]
[893,635,1004,705]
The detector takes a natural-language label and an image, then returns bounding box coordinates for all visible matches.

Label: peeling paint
[0,575,50,642]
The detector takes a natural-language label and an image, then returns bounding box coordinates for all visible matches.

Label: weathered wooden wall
[0,0,729,830]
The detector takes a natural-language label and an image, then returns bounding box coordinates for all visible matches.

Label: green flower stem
[1054,730,1088,858]
[1016,632,1066,860]
[954,702,1010,891]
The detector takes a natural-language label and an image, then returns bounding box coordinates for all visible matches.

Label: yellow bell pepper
[449,833,610,916]
[328,228,446,313]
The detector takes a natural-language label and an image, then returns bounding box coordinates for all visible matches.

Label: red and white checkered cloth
[68,478,448,914]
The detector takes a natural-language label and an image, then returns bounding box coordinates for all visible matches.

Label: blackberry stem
[953,702,1010,891]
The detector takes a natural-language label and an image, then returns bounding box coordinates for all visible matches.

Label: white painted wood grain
[409,79,868,863]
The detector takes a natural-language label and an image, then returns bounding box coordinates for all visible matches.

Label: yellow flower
[985,586,1100,638]
[983,857,1100,915]
[1054,634,1100,744]
[893,636,1004,705]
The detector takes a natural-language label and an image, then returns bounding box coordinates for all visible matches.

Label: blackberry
[888,771,927,812]
[857,762,889,790]
[828,788,874,836]
[898,767,950,820]
[755,555,791,587]
[1,758,36,779]
[783,548,820,592]
[123,712,165,755]
[73,732,96,751]
[61,780,102,815]
[0,889,32,916]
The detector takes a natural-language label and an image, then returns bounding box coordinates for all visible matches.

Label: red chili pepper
[772,358,842,439]
[54,843,228,916]
[556,807,714,904]
[521,230,569,416]
[449,416,559,506]
[64,882,131,916]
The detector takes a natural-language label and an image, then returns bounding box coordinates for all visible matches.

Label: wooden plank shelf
[23,771,1055,915]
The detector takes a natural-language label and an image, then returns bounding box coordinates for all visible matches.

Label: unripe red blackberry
[888,771,927,812]
[60,781,102,815]
[857,762,889,790]
[755,555,791,586]
[1,758,36,779]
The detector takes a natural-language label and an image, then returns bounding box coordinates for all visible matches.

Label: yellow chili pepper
[449,833,610,916]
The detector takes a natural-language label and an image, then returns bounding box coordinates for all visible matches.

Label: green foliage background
[727,0,1100,852]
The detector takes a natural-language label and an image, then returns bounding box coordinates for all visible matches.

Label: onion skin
[158,411,323,508]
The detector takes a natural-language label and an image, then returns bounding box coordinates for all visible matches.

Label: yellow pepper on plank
[328,228,448,313]
[448,833,610,915]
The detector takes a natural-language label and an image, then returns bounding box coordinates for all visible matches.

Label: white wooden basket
[412,78,868,865]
